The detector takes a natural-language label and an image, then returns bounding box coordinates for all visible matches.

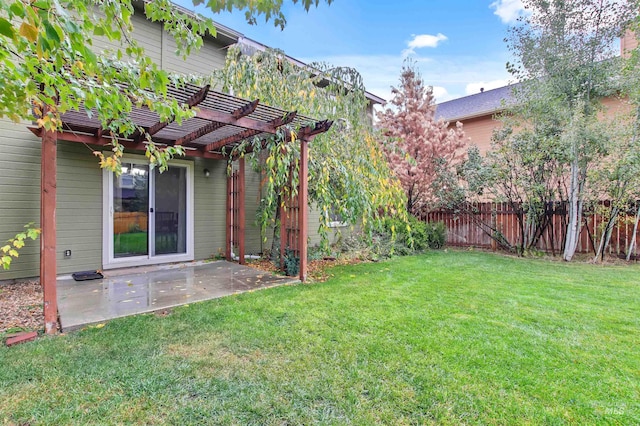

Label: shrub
[425,221,446,249]
[383,215,445,251]
[284,248,300,276]
[333,217,446,262]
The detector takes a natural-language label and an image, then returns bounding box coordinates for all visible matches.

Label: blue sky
[176,0,529,103]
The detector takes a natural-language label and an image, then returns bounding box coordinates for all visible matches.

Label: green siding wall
[162,32,227,76]
[56,141,103,275]
[90,12,227,79]
[0,118,42,280]
[90,10,163,64]
[193,158,227,260]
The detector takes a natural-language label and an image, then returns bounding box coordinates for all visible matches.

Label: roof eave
[441,108,506,123]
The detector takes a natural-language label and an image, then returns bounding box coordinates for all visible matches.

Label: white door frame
[102,156,194,269]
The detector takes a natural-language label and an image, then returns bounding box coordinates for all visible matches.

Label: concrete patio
[57,261,297,331]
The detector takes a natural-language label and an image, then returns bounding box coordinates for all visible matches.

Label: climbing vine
[212,46,407,248]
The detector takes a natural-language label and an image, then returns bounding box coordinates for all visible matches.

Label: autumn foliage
[377,62,466,215]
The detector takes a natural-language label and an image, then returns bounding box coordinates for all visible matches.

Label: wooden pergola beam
[174,121,225,146]
[195,107,280,134]
[203,112,298,153]
[299,120,334,138]
[238,118,332,158]
[135,84,211,141]
[232,99,259,119]
[28,127,224,160]
[203,128,262,153]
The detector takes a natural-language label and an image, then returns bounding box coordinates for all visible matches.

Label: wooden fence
[422,202,640,258]
[114,211,148,234]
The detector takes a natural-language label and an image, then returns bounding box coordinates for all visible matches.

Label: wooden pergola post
[238,157,246,265]
[298,138,309,282]
[40,127,58,334]
[279,201,286,270]
[225,171,232,261]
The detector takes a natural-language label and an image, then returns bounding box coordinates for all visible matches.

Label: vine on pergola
[212,46,407,247]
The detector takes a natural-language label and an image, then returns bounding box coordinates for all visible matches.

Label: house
[434,84,517,154]
[435,32,637,153]
[0,3,384,288]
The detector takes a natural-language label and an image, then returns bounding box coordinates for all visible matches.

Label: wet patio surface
[57,261,297,332]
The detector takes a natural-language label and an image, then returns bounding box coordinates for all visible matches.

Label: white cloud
[465,79,511,95]
[490,0,527,24]
[408,33,448,49]
[403,33,448,56]
[432,86,453,103]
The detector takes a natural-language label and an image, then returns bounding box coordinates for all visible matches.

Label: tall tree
[215,47,407,250]
[377,61,466,216]
[591,24,640,262]
[506,0,636,261]
[589,116,640,262]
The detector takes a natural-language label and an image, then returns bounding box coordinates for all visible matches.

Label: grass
[115,232,178,256]
[1,250,639,424]
[115,231,148,256]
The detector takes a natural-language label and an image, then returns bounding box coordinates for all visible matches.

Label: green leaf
[26,228,41,239]
[0,18,15,38]
[9,3,24,17]
[44,21,60,44]
[32,0,50,10]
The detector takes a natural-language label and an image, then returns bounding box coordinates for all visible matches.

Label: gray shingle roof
[435,84,519,122]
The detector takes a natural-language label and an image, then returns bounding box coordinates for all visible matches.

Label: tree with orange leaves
[377,61,466,215]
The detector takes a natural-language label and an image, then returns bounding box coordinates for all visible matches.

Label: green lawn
[115,231,148,256]
[115,232,178,256]
[1,251,639,424]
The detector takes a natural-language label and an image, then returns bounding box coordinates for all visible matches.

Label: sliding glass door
[154,166,187,255]
[104,158,193,268]
[113,163,149,258]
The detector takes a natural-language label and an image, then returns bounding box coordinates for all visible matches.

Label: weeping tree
[506,0,637,261]
[212,46,407,252]
[376,60,466,216]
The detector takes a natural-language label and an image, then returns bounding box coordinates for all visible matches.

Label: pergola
[29,83,332,334]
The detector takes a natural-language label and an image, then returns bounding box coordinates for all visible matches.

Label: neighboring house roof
[435,84,518,122]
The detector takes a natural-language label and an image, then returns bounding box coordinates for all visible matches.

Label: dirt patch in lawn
[0,280,43,334]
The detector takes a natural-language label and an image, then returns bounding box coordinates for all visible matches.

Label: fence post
[491,203,497,251]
